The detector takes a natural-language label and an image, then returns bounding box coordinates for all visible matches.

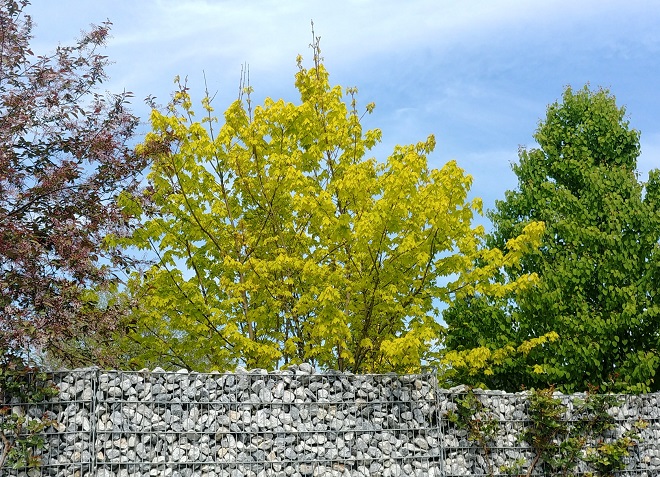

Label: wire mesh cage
[1,367,659,477]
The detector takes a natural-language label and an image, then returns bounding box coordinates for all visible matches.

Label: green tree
[443,86,660,392]
[112,38,542,372]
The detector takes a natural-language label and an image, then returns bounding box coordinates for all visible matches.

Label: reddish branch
[0,0,146,366]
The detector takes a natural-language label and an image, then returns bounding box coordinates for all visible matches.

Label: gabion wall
[2,366,660,477]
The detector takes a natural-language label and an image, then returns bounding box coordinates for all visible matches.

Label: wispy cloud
[27,0,660,221]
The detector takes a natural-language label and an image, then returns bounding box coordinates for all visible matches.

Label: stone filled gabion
[2,366,659,477]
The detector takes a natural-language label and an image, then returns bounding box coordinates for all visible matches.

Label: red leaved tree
[0,0,146,367]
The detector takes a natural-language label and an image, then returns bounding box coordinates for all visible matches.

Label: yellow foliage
[115,39,544,373]
[442,332,559,379]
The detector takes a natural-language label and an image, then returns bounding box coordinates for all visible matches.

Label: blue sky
[29,0,660,225]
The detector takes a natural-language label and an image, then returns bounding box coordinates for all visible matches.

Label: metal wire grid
[2,370,444,476]
[1,370,659,477]
[0,369,97,477]
[440,391,528,476]
[89,370,443,477]
[439,390,660,477]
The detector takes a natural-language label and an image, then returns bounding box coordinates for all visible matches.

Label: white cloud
[26,0,660,209]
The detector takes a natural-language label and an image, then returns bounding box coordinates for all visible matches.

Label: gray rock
[6,368,655,477]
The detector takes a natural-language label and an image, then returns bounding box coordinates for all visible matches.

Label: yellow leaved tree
[113,38,544,373]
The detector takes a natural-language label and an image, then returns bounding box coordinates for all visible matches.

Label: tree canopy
[0,0,145,367]
[114,39,543,373]
[443,86,660,393]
